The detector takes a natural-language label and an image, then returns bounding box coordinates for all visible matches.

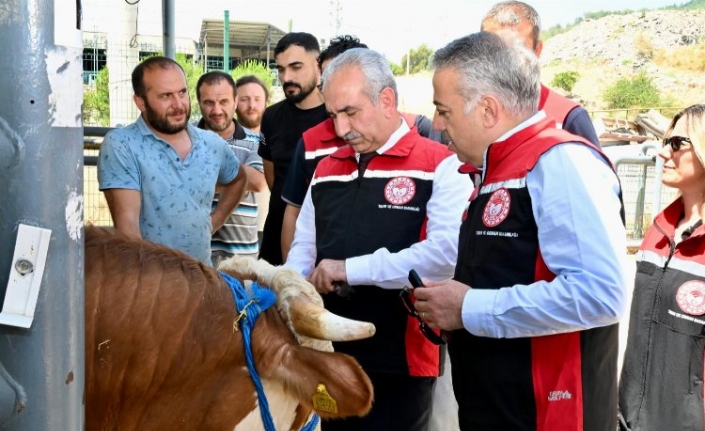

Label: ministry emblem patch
[676,280,705,316]
[482,188,511,228]
[384,177,416,205]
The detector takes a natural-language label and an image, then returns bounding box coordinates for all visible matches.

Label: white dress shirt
[286,120,472,289]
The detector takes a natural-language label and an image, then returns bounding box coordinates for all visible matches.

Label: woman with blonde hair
[619,104,705,431]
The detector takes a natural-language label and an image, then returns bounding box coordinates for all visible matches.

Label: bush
[175,54,204,120]
[654,42,705,72]
[602,72,661,109]
[389,62,405,76]
[635,33,654,60]
[551,71,580,94]
[83,67,110,126]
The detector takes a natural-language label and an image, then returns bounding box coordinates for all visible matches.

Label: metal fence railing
[83,131,678,250]
[84,127,112,226]
[608,143,678,249]
[589,107,683,120]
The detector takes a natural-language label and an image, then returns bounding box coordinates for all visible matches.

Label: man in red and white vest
[286,47,471,431]
[414,31,628,431]
[482,1,601,147]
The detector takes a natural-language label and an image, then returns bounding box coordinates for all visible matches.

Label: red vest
[539,84,579,129]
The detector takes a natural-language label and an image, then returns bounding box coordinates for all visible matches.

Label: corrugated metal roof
[200,19,287,60]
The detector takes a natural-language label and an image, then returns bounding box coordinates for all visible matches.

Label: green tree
[602,72,661,109]
[551,71,580,95]
[388,61,404,77]
[230,59,274,100]
[83,67,110,126]
[82,54,204,125]
[399,44,434,74]
[174,53,204,120]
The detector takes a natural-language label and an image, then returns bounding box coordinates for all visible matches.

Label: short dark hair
[132,56,184,98]
[235,75,269,102]
[274,32,320,57]
[196,71,236,102]
[318,35,368,69]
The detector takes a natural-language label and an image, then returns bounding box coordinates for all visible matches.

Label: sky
[86,0,688,63]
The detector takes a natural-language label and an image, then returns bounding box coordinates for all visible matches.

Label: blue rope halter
[220,272,320,431]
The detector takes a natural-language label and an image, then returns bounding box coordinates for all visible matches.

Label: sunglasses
[399,287,448,345]
[663,136,692,152]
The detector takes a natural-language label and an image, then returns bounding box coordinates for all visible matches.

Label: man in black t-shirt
[257,32,328,266]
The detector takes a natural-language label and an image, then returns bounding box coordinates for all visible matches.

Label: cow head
[217,256,376,351]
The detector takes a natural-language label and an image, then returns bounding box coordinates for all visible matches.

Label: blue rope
[219,272,320,431]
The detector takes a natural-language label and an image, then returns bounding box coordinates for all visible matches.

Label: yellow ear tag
[312,384,338,414]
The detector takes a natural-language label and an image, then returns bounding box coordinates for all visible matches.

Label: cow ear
[258,344,373,419]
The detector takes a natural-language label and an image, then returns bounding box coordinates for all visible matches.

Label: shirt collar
[495,110,546,142]
[357,118,410,159]
[137,115,199,145]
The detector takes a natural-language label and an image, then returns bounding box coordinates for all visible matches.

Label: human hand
[307,259,347,294]
[412,278,470,331]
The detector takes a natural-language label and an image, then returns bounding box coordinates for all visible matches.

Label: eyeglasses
[663,136,692,152]
[399,287,448,345]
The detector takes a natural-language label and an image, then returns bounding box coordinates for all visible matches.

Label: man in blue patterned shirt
[98,57,247,265]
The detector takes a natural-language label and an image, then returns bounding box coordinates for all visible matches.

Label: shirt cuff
[462,288,501,338]
[345,255,371,286]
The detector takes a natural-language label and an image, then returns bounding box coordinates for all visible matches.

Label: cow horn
[288,297,376,342]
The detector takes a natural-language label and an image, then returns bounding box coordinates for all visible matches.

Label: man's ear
[379,87,396,118]
[133,94,146,113]
[534,40,543,57]
[480,95,501,129]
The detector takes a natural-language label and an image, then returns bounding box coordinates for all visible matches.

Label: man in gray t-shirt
[98,57,247,265]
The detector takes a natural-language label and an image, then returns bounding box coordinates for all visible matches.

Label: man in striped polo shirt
[196,71,267,266]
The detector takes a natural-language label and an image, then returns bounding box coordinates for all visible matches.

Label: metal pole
[0,0,84,430]
[652,156,665,218]
[266,25,271,68]
[162,0,176,59]
[223,10,230,71]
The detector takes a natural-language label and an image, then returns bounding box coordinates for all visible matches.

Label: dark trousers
[322,373,436,431]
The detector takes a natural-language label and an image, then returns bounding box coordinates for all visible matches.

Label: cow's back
[84,226,373,431]
[85,226,259,430]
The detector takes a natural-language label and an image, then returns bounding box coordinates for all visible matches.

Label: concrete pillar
[107,0,140,127]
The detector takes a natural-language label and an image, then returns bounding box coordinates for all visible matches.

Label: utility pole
[224,10,230,71]
[329,0,343,37]
[107,0,139,127]
[162,0,176,59]
[0,0,84,429]
[406,47,411,75]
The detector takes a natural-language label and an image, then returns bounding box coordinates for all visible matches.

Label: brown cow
[85,226,374,430]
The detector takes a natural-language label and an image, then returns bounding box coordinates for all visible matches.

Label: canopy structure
[199,19,287,63]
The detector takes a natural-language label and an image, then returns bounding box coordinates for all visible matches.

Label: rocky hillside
[540,9,705,110]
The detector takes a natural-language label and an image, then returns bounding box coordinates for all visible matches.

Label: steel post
[224,10,230,71]
[0,0,84,430]
[162,0,176,59]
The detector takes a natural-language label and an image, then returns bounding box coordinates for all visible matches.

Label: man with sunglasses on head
[286,48,470,431]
